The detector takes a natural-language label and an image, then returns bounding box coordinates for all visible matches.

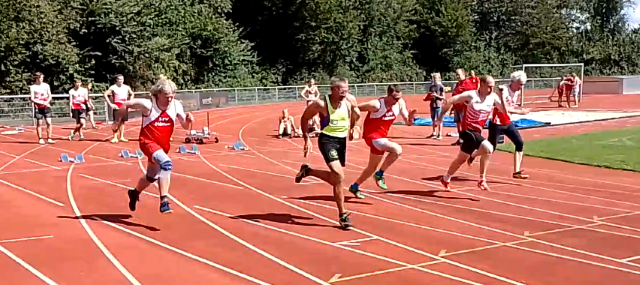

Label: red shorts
[140,141,169,162]
[364,136,386,155]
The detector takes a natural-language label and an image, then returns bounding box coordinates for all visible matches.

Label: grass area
[497,126,640,172]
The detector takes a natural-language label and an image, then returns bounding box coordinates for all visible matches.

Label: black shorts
[318,133,347,167]
[112,108,129,122]
[34,107,52,119]
[72,109,87,123]
[459,130,485,155]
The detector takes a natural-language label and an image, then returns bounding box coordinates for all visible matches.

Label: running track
[1,95,640,285]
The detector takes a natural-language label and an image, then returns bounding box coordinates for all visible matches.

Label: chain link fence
[0,78,558,127]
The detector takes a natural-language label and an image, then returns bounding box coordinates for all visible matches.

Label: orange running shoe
[513,170,529,179]
[478,179,490,191]
[440,177,451,191]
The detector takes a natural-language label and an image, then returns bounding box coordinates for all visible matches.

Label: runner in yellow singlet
[295,76,361,230]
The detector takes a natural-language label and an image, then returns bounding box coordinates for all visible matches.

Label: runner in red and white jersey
[68,79,89,141]
[29,72,55,145]
[347,85,417,199]
[469,70,480,90]
[435,75,507,191]
[104,74,135,144]
[478,71,531,179]
[113,76,193,214]
[450,69,477,145]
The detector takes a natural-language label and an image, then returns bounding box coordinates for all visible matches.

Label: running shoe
[478,179,490,191]
[513,170,529,179]
[160,199,172,213]
[128,189,140,211]
[348,185,365,199]
[440,177,451,191]
[373,173,387,190]
[295,164,310,183]
[339,212,352,230]
[68,131,75,141]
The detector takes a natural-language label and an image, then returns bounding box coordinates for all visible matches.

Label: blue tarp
[394,115,551,129]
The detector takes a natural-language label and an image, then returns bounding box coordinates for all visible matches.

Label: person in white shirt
[68,79,90,141]
[103,74,135,143]
[29,72,55,145]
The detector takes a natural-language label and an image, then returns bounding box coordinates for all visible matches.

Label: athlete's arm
[174,101,194,129]
[300,87,309,100]
[347,93,361,133]
[439,91,474,121]
[357,99,381,113]
[497,86,528,115]
[127,86,135,100]
[300,98,323,141]
[103,87,116,108]
[43,84,52,106]
[492,93,509,116]
[398,99,416,126]
[289,115,298,130]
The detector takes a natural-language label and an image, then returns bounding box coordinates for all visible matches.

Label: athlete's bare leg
[45,118,54,143]
[35,119,43,143]
[476,141,494,181]
[353,153,384,186]
[305,161,346,214]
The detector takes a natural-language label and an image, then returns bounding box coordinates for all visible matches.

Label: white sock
[443,174,452,182]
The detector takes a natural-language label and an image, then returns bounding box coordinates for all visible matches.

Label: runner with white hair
[113,76,194,214]
[467,71,530,179]
[436,75,508,191]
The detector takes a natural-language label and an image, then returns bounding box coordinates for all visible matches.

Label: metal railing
[0,78,559,126]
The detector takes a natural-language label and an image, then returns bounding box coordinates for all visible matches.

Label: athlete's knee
[160,159,173,171]
[514,139,524,152]
[480,141,494,154]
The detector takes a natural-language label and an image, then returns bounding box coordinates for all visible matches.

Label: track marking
[95,218,271,284]
[171,172,244,189]
[223,116,525,285]
[0,150,61,169]
[0,179,65,206]
[359,193,640,271]
[376,158,640,234]
[194,205,485,285]
[294,198,640,274]
[219,164,323,183]
[79,174,159,197]
[67,141,141,284]
[328,274,341,282]
[334,237,376,246]
[0,243,59,285]
[0,235,53,244]
[134,158,329,285]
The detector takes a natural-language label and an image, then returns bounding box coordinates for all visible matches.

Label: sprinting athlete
[68,79,89,141]
[295,76,361,230]
[113,76,194,214]
[436,75,507,191]
[470,71,530,179]
[104,74,135,144]
[29,72,55,145]
[348,84,416,199]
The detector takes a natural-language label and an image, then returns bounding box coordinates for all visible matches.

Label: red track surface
[1,93,640,285]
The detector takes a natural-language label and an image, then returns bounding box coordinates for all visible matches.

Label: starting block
[227,140,249,151]
[177,144,200,154]
[119,150,144,159]
[60,153,85,163]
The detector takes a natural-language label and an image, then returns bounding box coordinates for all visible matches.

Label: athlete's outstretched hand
[185,112,194,122]
[303,139,312,157]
